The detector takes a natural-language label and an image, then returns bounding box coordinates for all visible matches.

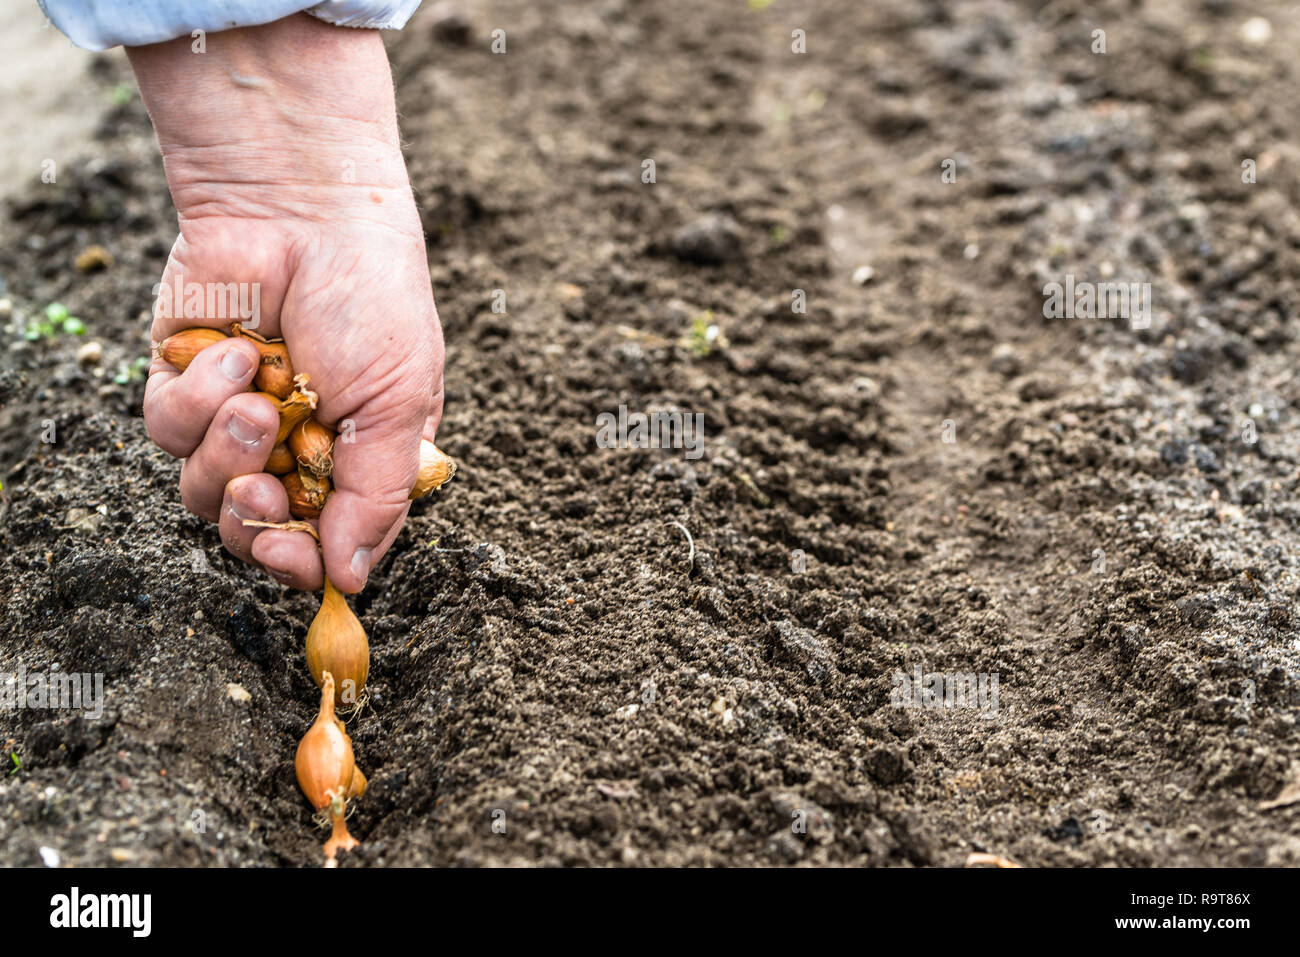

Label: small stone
[767,829,804,862]
[109,848,137,863]
[76,340,103,367]
[710,696,727,715]
[65,507,105,534]
[1240,478,1267,506]
[614,703,638,719]
[851,376,882,404]
[1161,440,1189,466]
[1018,376,1059,401]
[989,343,1023,377]
[39,846,61,867]
[189,549,212,575]
[851,265,874,285]
[670,214,743,265]
[75,244,114,272]
[0,298,11,319]
[226,683,252,704]
[1240,17,1272,45]
[1194,445,1220,474]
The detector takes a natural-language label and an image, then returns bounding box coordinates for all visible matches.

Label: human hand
[129,15,443,593]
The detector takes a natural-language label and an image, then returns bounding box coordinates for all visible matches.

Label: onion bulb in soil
[289,419,335,479]
[295,671,360,860]
[306,577,369,710]
[283,469,331,520]
[411,439,457,498]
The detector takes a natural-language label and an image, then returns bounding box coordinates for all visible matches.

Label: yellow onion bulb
[289,419,335,479]
[306,577,369,709]
[157,327,228,371]
[410,440,457,498]
[294,672,355,813]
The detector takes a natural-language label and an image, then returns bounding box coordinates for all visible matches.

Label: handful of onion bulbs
[159,324,456,862]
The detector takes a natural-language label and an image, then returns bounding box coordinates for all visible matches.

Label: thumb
[318,393,427,592]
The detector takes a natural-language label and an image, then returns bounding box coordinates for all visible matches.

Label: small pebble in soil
[852,265,874,285]
[1240,478,1267,506]
[76,340,103,367]
[670,214,743,265]
[1240,17,1272,45]
[74,244,113,272]
[1043,818,1085,844]
[851,376,882,404]
[1161,440,1189,466]
[989,343,1023,377]
[1193,445,1219,474]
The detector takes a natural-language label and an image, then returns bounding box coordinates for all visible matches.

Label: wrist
[127,15,416,227]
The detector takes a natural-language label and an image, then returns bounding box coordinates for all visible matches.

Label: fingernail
[220,345,254,381]
[350,547,372,583]
[228,498,261,523]
[228,410,266,446]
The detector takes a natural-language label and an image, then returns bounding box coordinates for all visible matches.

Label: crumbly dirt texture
[3,0,1300,867]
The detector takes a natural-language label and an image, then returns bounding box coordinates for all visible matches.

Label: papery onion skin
[411,440,457,498]
[290,419,335,479]
[157,328,228,371]
[283,470,330,520]
[348,766,368,800]
[273,382,317,445]
[294,672,355,812]
[252,339,294,399]
[306,577,370,709]
[265,442,296,475]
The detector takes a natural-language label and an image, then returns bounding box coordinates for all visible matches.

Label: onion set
[307,577,370,709]
[294,672,362,861]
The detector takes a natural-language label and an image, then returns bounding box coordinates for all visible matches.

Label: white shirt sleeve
[38,0,423,51]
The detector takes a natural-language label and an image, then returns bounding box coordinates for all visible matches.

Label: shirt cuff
[38,0,422,51]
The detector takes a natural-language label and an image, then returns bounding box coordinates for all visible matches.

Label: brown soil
[3,0,1300,867]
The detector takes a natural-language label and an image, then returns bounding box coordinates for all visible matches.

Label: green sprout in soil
[8,753,19,775]
[769,226,789,247]
[681,311,727,358]
[748,0,776,10]
[110,83,135,106]
[23,302,87,341]
[112,355,150,385]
